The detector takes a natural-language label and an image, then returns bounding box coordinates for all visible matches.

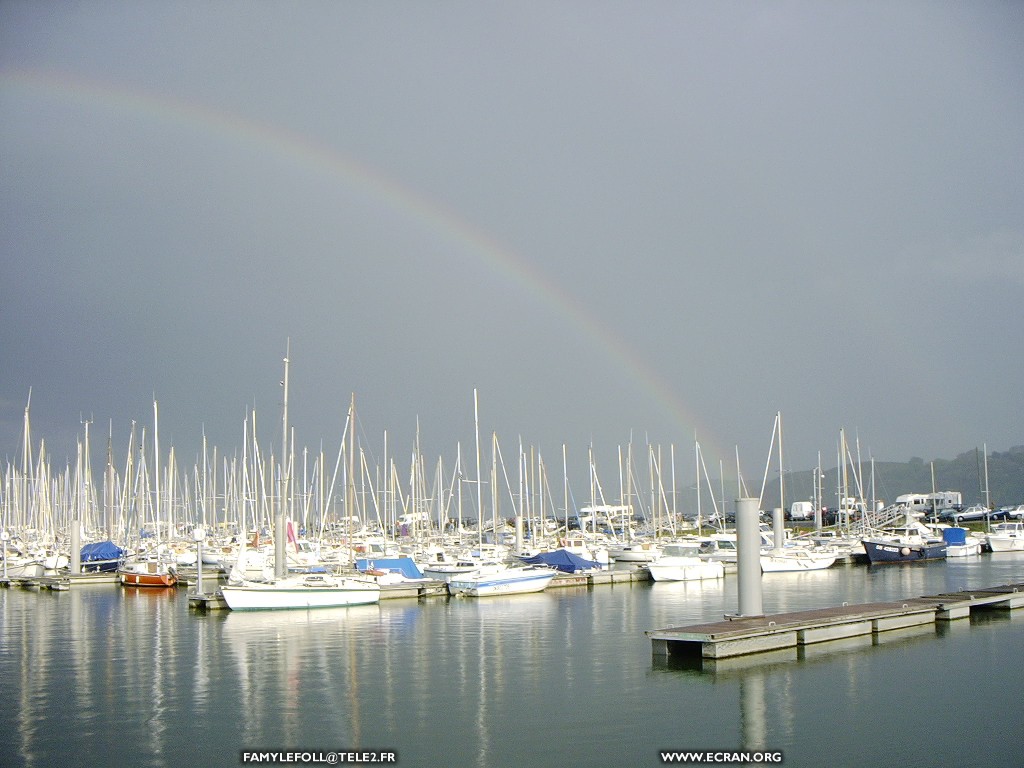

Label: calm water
[2,555,1023,768]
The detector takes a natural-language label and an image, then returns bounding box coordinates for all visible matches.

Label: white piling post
[193,526,206,595]
[772,507,785,551]
[70,520,81,575]
[736,497,763,617]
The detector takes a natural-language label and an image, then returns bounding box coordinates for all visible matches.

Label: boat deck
[647,581,1024,661]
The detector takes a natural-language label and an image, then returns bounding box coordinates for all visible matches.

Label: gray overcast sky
[2,2,1022,498]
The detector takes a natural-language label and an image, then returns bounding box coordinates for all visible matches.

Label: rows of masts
[4,386,888,557]
[2,392,719,556]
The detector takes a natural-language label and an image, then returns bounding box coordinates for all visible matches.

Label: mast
[275,341,290,579]
[474,389,482,551]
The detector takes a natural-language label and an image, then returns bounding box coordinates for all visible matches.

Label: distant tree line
[759,446,1024,511]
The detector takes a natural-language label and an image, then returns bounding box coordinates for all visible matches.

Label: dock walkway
[647,581,1024,660]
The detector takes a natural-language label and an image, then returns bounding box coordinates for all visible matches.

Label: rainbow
[2,68,727,459]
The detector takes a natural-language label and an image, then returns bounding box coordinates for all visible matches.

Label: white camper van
[789,501,815,521]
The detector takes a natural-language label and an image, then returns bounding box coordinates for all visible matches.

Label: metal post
[70,519,81,575]
[194,526,205,595]
[736,497,763,617]
[275,512,287,579]
[772,507,785,551]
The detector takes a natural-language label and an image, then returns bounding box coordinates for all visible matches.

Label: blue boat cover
[356,557,424,579]
[518,549,600,573]
[80,540,125,562]
[942,527,968,545]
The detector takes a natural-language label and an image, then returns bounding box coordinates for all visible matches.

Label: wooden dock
[647,581,1024,661]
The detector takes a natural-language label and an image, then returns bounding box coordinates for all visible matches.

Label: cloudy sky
[2,2,1022,502]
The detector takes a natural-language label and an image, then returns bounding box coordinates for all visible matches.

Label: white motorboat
[646,544,724,582]
[760,546,837,572]
[447,564,556,597]
[608,540,661,564]
[987,521,1024,553]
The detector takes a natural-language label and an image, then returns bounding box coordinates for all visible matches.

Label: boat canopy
[355,557,424,579]
[519,548,600,573]
[80,540,125,562]
[942,527,967,545]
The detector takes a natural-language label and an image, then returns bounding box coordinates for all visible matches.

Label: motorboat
[447,564,556,597]
[646,544,724,582]
[987,521,1024,553]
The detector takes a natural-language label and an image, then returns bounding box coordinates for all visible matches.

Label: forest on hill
[758,445,1024,512]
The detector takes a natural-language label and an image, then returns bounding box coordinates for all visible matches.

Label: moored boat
[646,544,725,582]
[938,526,982,557]
[987,521,1024,553]
[220,573,381,610]
[861,525,947,564]
[447,564,556,597]
[760,546,838,572]
[117,558,178,587]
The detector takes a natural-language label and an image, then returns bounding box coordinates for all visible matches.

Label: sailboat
[219,344,380,611]
[757,413,837,573]
[118,401,179,588]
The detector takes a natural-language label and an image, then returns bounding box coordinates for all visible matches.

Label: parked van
[789,501,815,520]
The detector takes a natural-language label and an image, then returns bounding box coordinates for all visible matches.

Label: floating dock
[549,566,649,589]
[647,582,1024,661]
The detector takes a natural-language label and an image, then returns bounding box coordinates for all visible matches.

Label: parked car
[1001,504,1024,520]
[940,504,992,524]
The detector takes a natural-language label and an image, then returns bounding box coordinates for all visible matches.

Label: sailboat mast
[276,341,290,579]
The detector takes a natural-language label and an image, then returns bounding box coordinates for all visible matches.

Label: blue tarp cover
[942,527,967,545]
[355,557,424,579]
[519,548,600,573]
[80,540,125,562]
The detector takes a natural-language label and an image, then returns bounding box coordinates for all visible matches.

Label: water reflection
[1,554,1022,768]
[218,604,385,746]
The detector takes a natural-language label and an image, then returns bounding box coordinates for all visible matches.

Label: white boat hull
[988,536,1024,552]
[760,549,837,572]
[220,575,381,610]
[448,566,556,597]
[4,560,46,579]
[647,559,724,582]
[987,523,1024,552]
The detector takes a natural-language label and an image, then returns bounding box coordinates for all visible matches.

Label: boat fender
[900,547,910,556]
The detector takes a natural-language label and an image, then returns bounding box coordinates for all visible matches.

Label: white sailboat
[219,344,380,611]
[220,571,380,610]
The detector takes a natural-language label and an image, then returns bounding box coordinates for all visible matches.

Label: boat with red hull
[118,560,178,588]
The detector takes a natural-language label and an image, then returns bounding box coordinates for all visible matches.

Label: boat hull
[220,576,381,610]
[861,539,947,564]
[4,561,46,579]
[647,559,724,582]
[987,524,1024,552]
[760,550,837,572]
[447,568,556,597]
[118,567,178,588]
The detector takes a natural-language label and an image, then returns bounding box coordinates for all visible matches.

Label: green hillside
[759,446,1024,511]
